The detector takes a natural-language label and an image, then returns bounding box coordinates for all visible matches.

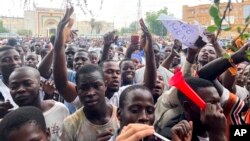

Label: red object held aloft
[169,71,206,110]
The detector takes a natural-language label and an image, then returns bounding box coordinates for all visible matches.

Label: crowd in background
[0,6,250,141]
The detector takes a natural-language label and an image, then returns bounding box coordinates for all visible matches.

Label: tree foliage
[119,21,137,35]
[17,29,32,36]
[0,20,9,33]
[145,7,170,36]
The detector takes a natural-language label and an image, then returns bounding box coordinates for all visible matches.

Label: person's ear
[46,128,51,141]
[117,108,122,121]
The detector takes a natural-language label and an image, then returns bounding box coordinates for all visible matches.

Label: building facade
[0,16,24,34]
[0,7,113,37]
[182,0,250,38]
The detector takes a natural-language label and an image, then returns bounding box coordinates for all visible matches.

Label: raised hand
[139,19,152,51]
[97,129,113,141]
[55,6,74,48]
[171,120,193,141]
[0,100,13,118]
[41,79,56,95]
[200,103,226,135]
[103,31,118,47]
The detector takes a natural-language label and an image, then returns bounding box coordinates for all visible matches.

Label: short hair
[0,45,16,53]
[119,58,134,68]
[0,106,47,140]
[177,76,215,105]
[7,38,17,46]
[77,48,89,54]
[75,64,104,85]
[152,43,160,49]
[119,85,151,108]
[40,48,49,58]
[26,52,39,60]
[99,59,117,68]
[11,66,40,81]
[89,51,98,55]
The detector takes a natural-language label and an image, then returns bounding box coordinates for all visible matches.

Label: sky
[0,0,233,28]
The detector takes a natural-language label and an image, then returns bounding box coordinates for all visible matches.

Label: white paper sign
[157,14,206,47]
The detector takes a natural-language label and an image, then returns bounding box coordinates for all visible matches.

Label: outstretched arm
[38,36,55,79]
[140,19,157,91]
[53,6,77,102]
[38,49,54,79]
[161,40,181,70]
[198,43,250,80]
[100,31,117,62]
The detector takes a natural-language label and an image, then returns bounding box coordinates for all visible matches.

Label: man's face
[65,47,77,66]
[0,49,22,76]
[102,61,121,91]
[120,60,135,83]
[7,122,50,141]
[76,71,106,109]
[25,53,38,68]
[89,53,99,64]
[172,55,181,67]
[8,71,40,107]
[73,51,90,71]
[159,53,166,65]
[164,46,172,57]
[153,44,161,68]
[236,63,248,86]
[34,43,42,55]
[108,46,115,60]
[15,46,25,58]
[152,73,165,102]
[118,89,155,127]
[198,46,217,65]
[186,87,223,126]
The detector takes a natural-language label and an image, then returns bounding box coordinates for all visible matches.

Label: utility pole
[136,0,142,32]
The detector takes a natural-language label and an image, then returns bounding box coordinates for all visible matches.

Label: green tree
[17,29,32,36]
[129,21,137,33]
[145,7,170,36]
[119,21,138,35]
[0,20,9,33]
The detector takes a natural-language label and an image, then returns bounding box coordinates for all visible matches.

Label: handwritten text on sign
[158,14,202,47]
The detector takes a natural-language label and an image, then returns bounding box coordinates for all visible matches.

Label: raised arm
[198,43,250,80]
[100,31,117,62]
[140,19,157,90]
[209,33,226,57]
[53,6,77,102]
[38,49,54,79]
[161,40,181,70]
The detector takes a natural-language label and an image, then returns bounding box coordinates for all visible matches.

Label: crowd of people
[0,6,250,141]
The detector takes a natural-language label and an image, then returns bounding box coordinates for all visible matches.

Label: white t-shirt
[110,85,130,107]
[44,101,70,141]
[235,85,249,100]
[60,105,120,141]
[0,79,18,109]
[134,66,173,90]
